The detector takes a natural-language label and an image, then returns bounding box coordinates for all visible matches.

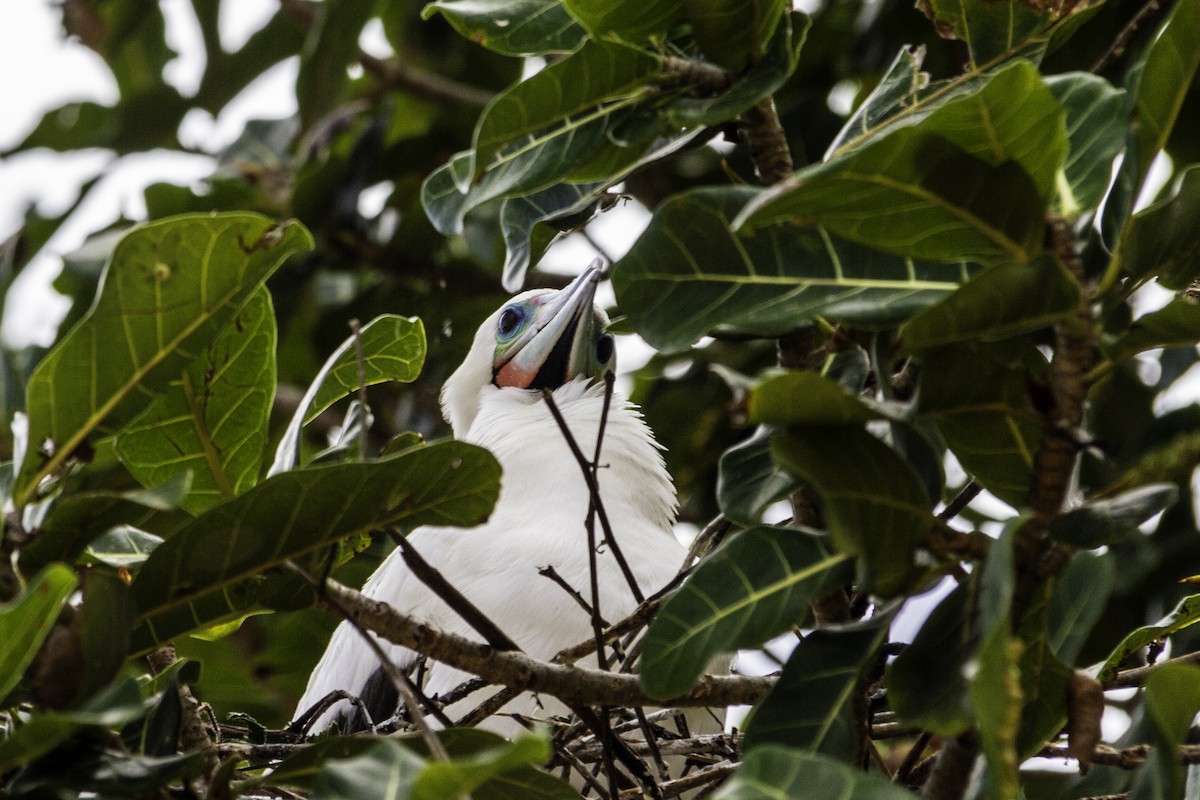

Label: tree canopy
[3,0,1200,797]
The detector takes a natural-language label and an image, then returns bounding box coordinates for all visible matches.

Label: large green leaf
[472,40,662,180]
[1130,664,1200,800]
[1045,73,1126,216]
[1119,165,1200,290]
[0,563,78,704]
[682,0,786,70]
[1105,298,1200,365]
[825,45,927,157]
[1097,594,1200,683]
[1049,483,1178,549]
[713,746,917,800]
[296,0,379,127]
[716,428,797,526]
[1125,0,1200,196]
[771,427,931,596]
[1048,552,1114,665]
[640,526,852,699]
[413,731,557,800]
[129,441,500,653]
[916,341,1045,507]
[735,127,1044,265]
[269,315,426,476]
[561,0,680,44]
[887,580,976,735]
[919,0,1056,66]
[613,186,975,352]
[737,62,1065,263]
[14,214,313,508]
[901,258,1080,351]
[743,615,890,756]
[114,287,276,515]
[748,371,891,427]
[499,182,603,292]
[666,10,807,126]
[421,0,587,56]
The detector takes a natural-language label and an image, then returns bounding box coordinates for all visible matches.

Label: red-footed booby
[295,265,686,735]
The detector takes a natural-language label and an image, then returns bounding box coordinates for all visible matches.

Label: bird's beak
[494,263,605,390]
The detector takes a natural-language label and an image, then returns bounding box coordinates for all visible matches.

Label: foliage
[2,0,1200,797]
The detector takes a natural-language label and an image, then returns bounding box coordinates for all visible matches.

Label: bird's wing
[293,530,458,732]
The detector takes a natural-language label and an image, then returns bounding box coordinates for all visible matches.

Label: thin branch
[390,531,520,651]
[1105,649,1200,689]
[540,386,644,603]
[742,97,794,186]
[358,50,494,107]
[894,731,934,787]
[1090,0,1166,74]
[938,480,982,522]
[539,565,611,625]
[921,731,980,800]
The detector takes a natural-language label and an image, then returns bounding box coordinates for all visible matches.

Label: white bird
[295,265,688,736]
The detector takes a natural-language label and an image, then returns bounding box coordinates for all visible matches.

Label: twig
[1105,649,1200,689]
[390,531,520,651]
[1090,0,1166,74]
[358,50,494,107]
[539,565,611,626]
[938,480,982,521]
[540,386,644,602]
[894,731,934,787]
[921,731,980,800]
[619,761,736,798]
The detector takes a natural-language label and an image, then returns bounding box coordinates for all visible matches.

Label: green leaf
[76,571,136,704]
[916,341,1045,507]
[18,474,190,575]
[270,315,426,475]
[640,526,852,699]
[413,731,551,800]
[562,0,680,44]
[1048,552,1114,665]
[888,581,976,735]
[85,525,164,568]
[772,427,931,596]
[1131,664,1200,800]
[421,0,588,56]
[312,739,424,800]
[613,186,976,352]
[14,213,314,508]
[245,738,382,791]
[743,615,890,756]
[901,258,1080,351]
[713,746,917,800]
[472,40,662,180]
[500,182,604,292]
[666,11,807,126]
[735,127,1044,265]
[1014,580,1072,759]
[737,62,1066,263]
[825,45,927,156]
[1106,298,1200,365]
[716,428,797,526]
[0,676,144,773]
[1049,483,1178,549]
[129,441,500,652]
[748,371,890,427]
[1097,594,1200,683]
[114,287,276,515]
[681,0,786,70]
[0,563,78,704]
[1045,73,1126,216]
[1119,165,1200,290]
[970,523,1020,798]
[1126,0,1200,195]
[918,0,1056,66]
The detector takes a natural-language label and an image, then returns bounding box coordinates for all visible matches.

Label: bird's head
[441,263,616,436]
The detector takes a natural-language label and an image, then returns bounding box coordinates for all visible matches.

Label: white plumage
[295,267,687,736]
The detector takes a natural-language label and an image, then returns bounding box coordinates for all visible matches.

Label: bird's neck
[463,381,677,533]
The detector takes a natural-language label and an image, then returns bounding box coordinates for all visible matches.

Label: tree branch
[312,575,774,708]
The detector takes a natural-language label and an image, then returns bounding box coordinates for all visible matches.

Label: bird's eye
[497,306,525,339]
[595,333,615,365]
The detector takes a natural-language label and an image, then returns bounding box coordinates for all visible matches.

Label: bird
[294,263,689,736]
